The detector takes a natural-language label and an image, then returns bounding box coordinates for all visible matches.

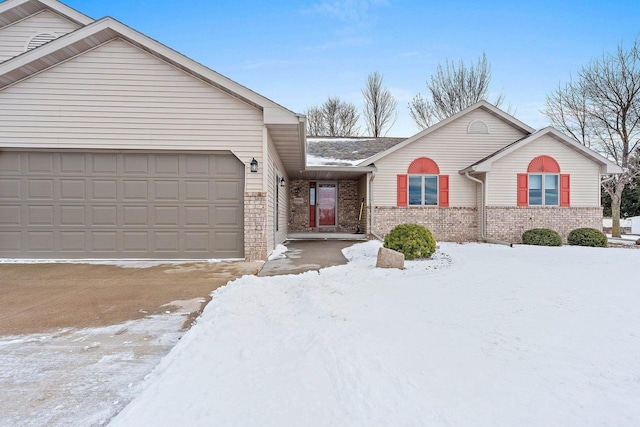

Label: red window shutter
[439,175,449,207]
[560,174,570,207]
[397,174,408,206]
[517,173,528,206]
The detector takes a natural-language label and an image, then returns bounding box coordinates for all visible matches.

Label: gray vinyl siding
[0,38,266,192]
[487,135,601,206]
[266,132,288,252]
[0,10,80,62]
[373,109,527,207]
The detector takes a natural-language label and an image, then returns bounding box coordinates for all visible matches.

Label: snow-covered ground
[110,241,640,427]
[0,301,202,427]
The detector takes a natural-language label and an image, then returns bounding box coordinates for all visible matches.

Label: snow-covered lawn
[110,241,640,426]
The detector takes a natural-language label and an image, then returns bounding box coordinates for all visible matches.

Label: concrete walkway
[259,240,362,277]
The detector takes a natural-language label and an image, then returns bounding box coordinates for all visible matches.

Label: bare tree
[305,106,325,137]
[409,53,507,129]
[543,38,640,237]
[362,71,397,137]
[305,96,360,137]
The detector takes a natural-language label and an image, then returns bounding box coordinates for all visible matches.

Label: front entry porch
[288,178,368,234]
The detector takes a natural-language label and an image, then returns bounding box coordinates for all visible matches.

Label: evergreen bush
[383,223,436,260]
[567,228,608,247]
[521,228,562,246]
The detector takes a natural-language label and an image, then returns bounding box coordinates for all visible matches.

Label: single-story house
[0,0,622,261]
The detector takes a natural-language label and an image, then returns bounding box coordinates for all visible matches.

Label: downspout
[369,171,384,241]
[464,172,512,247]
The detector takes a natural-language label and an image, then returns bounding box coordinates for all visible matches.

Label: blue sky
[66,0,640,137]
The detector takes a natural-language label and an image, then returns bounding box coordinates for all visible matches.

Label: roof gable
[0,0,93,28]
[460,127,622,174]
[0,16,301,125]
[358,100,535,166]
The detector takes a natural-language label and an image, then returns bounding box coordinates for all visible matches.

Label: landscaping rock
[376,247,405,269]
[636,237,640,245]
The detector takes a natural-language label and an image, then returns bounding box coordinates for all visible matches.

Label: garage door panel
[185,156,210,176]
[91,180,117,201]
[28,231,54,251]
[154,180,179,201]
[185,206,209,226]
[215,155,245,176]
[123,206,148,226]
[0,231,22,251]
[91,206,117,226]
[213,206,242,227]
[185,232,209,252]
[184,181,209,201]
[60,153,87,174]
[0,152,22,174]
[213,231,242,254]
[92,231,117,252]
[28,179,54,200]
[0,205,21,225]
[0,179,21,199]
[60,205,86,226]
[153,206,179,226]
[154,231,180,252]
[215,180,242,201]
[60,179,87,200]
[60,231,86,252]
[154,155,180,175]
[123,231,148,252]
[27,205,54,226]
[123,154,149,175]
[0,151,244,258]
[123,180,149,201]
[27,153,54,174]
[91,154,118,175]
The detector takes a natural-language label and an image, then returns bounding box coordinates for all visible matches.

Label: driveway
[0,261,261,335]
[0,260,261,426]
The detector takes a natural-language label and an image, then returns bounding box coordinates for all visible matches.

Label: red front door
[317,183,336,226]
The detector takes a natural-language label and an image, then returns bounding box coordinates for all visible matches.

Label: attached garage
[0,150,244,259]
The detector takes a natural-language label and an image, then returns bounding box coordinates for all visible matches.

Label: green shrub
[567,227,608,247]
[521,228,562,246]
[383,223,436,260]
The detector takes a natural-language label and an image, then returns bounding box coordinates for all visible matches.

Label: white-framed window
[408,175,438,206]
[529,174,559,206]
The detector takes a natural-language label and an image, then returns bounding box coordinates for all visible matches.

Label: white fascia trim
[0,0,94,26]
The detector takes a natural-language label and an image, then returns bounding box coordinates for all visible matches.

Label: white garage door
[0,151,244,259]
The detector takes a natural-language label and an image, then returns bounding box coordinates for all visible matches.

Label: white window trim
[408,174,439,206]
[528,173,559,206]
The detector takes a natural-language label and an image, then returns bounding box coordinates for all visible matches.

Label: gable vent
[467,120,489,134]
[25,32,59,52]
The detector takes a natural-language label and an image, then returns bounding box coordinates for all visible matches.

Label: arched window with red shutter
[397,157,448,207]
[517,155,569,207]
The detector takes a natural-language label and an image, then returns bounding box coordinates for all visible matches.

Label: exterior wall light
[250,158,258,173]
[280,177,286,187]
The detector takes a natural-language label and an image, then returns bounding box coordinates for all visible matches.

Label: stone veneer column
[244,192,268,261]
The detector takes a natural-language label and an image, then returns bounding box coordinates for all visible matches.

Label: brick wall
[486,206,603,243]
[373,206,479,241]
[289,180,312,232]
[244,192,267,261]
[288,180,360,233]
